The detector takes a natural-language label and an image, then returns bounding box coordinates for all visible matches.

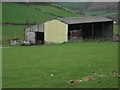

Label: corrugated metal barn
[25,16,113,45]
[25,24,44,44]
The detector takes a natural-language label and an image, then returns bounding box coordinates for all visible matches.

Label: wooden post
[100,24,102,38]
[80,24,82,37]
[102,23,104,38]
[92,24,94,39]
[70,30,73,38]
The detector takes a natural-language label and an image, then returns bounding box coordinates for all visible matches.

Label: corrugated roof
[57,16,113,24]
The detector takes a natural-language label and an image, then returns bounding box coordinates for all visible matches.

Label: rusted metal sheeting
[57,16,113,24]
[25,24,44,32]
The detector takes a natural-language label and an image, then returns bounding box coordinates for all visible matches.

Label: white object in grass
[50,74,54,76]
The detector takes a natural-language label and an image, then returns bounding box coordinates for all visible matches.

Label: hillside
[55,2,117,11]
[2,2,81,44]
[3,3,81,24]
[88,2,117,11]
[3,3,56,24]
[54,2,91,11]
[0,2,1,44]
[55,2,118,24]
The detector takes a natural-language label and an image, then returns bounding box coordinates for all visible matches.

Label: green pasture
[2,3,57,23]
[2,25,28,44]
[2,3,81,23]
[3,42,118,88]
[55,2,91,11]
[32,5,81,17]
[84,11,117,17]
[113,25,119,34]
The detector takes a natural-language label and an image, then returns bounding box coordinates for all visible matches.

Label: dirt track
[0,47,11,48]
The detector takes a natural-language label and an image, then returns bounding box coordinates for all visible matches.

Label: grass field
[84,11,117,17]
[2,42,118,88]
[3,3,81,23]
[32,5,81,18]
[114,25,119,34]
[2,25,29,44]
[2,3,56,23]
[0,2,2,44]
[55,2,91,11]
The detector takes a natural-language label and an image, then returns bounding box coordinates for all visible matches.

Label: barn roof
[57,16,113,24]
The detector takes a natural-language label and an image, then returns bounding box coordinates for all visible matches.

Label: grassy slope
[2,3,81,44]
[32,5,81,17]
[84,11,117,17]
[3,3,56,23]
[2,25,28,44]
[55,2,117,19]
[0,2,2,44]
[3,3,81,23]
[0,2,2,21]
[55,2,91,11]
[3,42,118,88]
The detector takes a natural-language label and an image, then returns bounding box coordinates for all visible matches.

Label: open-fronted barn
[25,16,113,45]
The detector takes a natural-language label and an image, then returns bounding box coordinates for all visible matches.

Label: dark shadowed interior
[35,32,44,45]
[68,21,113,40]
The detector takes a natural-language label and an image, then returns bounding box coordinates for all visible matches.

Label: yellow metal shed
[44,19,68,43]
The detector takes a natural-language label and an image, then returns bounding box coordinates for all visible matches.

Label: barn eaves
[57,16,113,24]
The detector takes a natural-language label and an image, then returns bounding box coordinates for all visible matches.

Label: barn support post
[24,28,26,41]
[30,27,32,32]
[70,30,73,38]
[80,24,82,38]
[71,30,73,37]
[111,21,114,38]
[92,23,94,39]
[102,23,104,38]
[80,24,82,30]
[100,23,102,38]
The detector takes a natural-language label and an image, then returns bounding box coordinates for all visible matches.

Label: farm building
[25,16,113,45]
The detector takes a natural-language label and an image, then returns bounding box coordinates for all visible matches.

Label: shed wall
[103,21,113,38]
[25,31,35,44]
[44,20,68,43]
[30,24,44,32]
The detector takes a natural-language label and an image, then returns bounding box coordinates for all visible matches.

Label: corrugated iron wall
[103,21,113,38]
[25,24,44,44]
[25,28,36,44]
[44,20,68,43]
